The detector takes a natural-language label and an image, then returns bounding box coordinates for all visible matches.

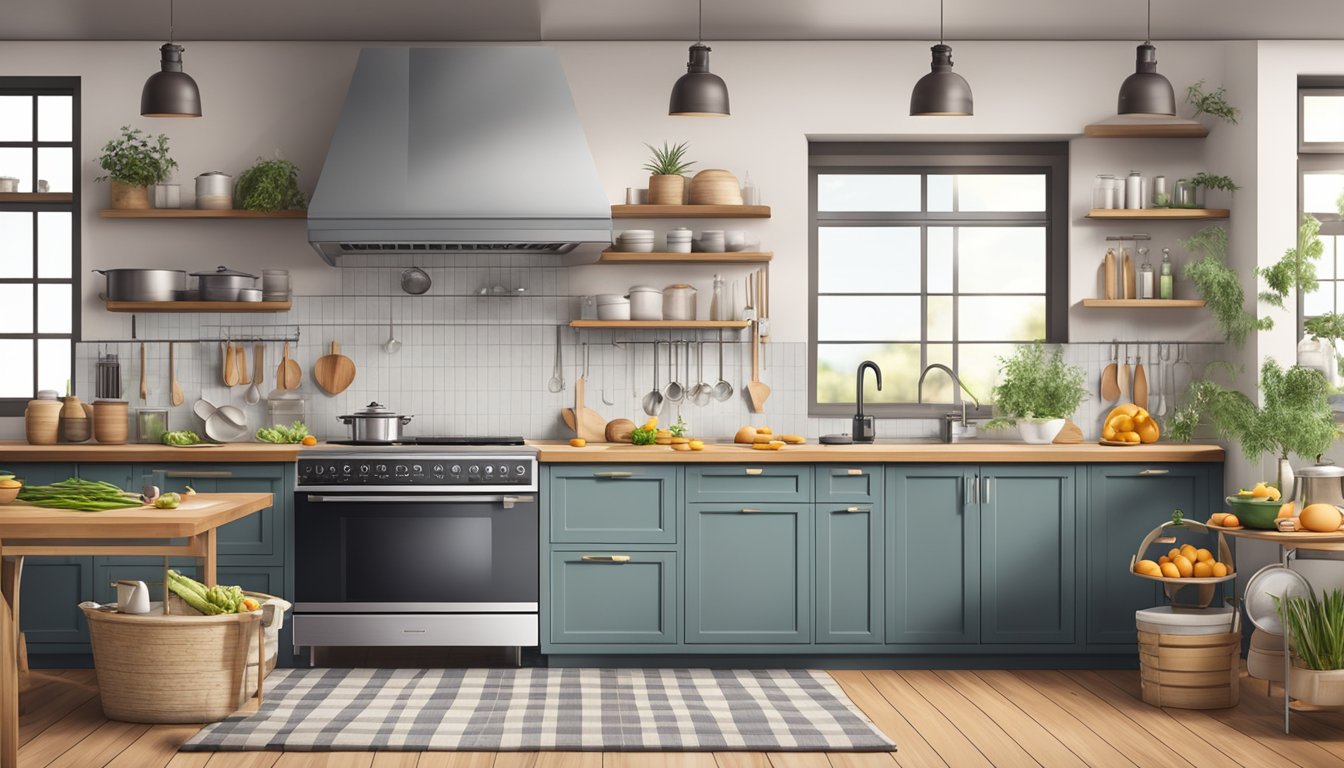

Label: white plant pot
[1018,418,1066,445]
[1289,663,1344,706]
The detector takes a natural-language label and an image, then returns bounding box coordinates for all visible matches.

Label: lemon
[1223,514,1240,527]
[1180,544,1197,561]
[1168,547,1182,561]
[568,438,586,447]
[688,440,705,451]
[1158,555,1171,566]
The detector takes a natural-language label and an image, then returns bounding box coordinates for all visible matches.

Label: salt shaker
[1137,247,1154,299]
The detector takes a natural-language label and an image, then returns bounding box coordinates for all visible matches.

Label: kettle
[1293,461,1344,509]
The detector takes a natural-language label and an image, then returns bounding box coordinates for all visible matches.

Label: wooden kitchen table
[0,492,274,768]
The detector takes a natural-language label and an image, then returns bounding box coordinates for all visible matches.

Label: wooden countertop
[0,492,274,540]
[0,442,301,463]
[531,440,1226,463]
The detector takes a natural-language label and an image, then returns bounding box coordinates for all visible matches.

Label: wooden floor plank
[273,754,377,768]
[103,723,205,768]
[713,753,772,768]
[205,752,283,767]
[897,671,1037,767]
[17,695,114,766]
[934,670,1080,768]
[164,752,215,768]
[496,755,603,768]
[371,754,422,768]
[823,753,898,768]
[828,671,944,768]
[17,669,100,746]
[863,671,991,768]
[766,754,830,768]
[418,754,498,768]
[605,754,718,768]
[1013,670,1178,768]
[44,719,151,768]
[973,672,1135,768]
[1212,680,1344,761]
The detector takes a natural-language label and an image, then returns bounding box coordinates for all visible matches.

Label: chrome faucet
[917,363,981,443]
[853,361,882,443]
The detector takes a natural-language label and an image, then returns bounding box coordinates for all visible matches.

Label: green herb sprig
[985,342,1086,428]
[642,142,694,177]
[1190,172,1240,192]
[1274,589,1344,671]
[1260,214,1323,309]
[1186,80,1240,124]
[1181,225,1272,346]
[95,126,177,187]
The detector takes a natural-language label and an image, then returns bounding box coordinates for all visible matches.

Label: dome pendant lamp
[910,0,972,116]
[669,0,729,116]
[141,0,202,118]
[1117,0,1175,116]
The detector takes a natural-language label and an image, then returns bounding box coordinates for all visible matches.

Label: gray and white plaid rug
[181,668,895,752]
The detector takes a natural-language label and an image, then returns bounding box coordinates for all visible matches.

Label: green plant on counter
[1182,225,1272,346]
[1186,80,1240,124]
[1260,214,1323,309]
[1275,589,1344,671]
[669,415,688,438]
[985,342,1086,429]
[629,425,657,445]
[642,141,694,177]
[1167,358,1338,461]
[94,126,177,187]
[234,157,307,211]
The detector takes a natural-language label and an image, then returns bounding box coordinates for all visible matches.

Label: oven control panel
[297,455,536,489]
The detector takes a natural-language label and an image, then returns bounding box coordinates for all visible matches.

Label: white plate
[1244,564,1313,634]
[205,412,249,443]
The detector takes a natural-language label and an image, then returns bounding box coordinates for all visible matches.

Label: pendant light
[141,0,202,118]
[669,0,729,117]
[910,0,972,116]
[1117,0,1175,116]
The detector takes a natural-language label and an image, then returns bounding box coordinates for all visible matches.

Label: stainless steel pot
[1294,462,1344,508]
[93,269,187,302]
[337,402,413,443]
[190,265,258,301]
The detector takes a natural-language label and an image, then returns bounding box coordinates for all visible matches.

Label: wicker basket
[80,591,280,723]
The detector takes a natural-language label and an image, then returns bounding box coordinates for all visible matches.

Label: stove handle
[306,494,534,509]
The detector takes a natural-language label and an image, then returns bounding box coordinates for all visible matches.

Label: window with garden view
[1299,80,1344,346]
[808,143,1067,417]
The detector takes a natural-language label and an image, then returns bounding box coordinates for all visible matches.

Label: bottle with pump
[1159,248,1174,299]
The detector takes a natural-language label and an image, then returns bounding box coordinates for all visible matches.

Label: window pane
[0,212,33,278]
[957,343,1016,405]
[1304,173,1344,215]
[1306,284,1335,317]
[818,227,920,293]
[0,147,32,191]
[959,296,1045,341]
[928,227,953,292]
[37,283,71,333]
[37,147,72,193]
[927,175,953,212]
[817,343,920,403]
[1319,237,1337,281]
[0,285,33,332]
[818,296,920,341]
[37,211,70,278]
[1304,96,1344,144]
[0,340,32,398]
[954,174,1046,212]
[37,338,70,394]
[818,174,920,211]
[927,295,953,341]
[36,95,72,142]
[0,96,32,142]
[959,227,1047,293]
[922,343,956,402]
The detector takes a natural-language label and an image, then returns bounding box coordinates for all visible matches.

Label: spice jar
[1160,248,1174,299]
[1138,247,1154,299]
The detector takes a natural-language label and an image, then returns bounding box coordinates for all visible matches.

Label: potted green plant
[642,141,694,205]
[95,126,177,209]
[1275,589,1344,706]
[234,157,307,212]
[985,342,1087,444]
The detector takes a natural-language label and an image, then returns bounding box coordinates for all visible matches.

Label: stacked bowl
[615,230,655,253]
[666,228,693,253]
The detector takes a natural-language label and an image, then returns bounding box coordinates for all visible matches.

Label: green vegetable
[94,126,177,187]
[985,342,1085,428]
[1189,172,1240,193]
[642,141,695,177]
[17,478,143,512]
[154,492,181,509]
[630,426,657,445]
[234,156,307,212]
[162,430,202,446]
[255,421,310,443]
[1171,509,1185,526]
[1275,589,1344,671]
[167,570,226,615]
[670,416,689,438]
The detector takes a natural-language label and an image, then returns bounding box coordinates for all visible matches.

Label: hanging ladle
[713,329,734,402]
[383,305,402,354]
[642,340,665,417]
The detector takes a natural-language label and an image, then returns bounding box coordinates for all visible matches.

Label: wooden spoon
[313,341,356,395]
[745,319,771,413]
[223,342,239,387]
[236,344,250,386]
[138,342,148,401]
[1117,344,1131,404]
[1099,342,1120,403]
[277,342,301,390]
[169,342,184,406]
[1133,348,1149,410]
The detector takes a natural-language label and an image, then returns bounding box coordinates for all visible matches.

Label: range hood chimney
[308,47,612,265]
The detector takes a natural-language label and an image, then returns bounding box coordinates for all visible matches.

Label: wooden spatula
[574,376,606,442]
[277,342,301,390]
[313,341,356,395]
[1133,347,1148,410]
[1100,342,1120,403]
[745,320,771,413]
[1117,344,1131,404]
[169,342,184,406]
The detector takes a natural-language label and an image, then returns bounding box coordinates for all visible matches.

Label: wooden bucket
[1138,629,1241,709]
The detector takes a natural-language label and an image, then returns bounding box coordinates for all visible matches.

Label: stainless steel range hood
[308,47,612,265]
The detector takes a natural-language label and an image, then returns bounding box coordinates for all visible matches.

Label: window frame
[0,76,81,417]
[807,141,1068,419]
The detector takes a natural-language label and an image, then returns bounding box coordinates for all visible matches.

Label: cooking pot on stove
[1293,461,1344,509]
[337,402,413,443]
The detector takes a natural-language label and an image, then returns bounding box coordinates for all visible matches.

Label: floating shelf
[0,192,73,203]
[611,204,771,219]
[570,320,750,330]
[598,250,773,264]
[1080,299,1207,308]
[103,300,293,313]
[99,209,306,219]
[1086,208,1229,220]
[1083,117,1209,139]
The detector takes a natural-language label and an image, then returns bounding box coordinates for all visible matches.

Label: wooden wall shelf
[611,205,771,219]
[1080,299,1206,308]
[0,192,73,203]
[1083,119,1209,139]
[598,250,773,264]
[1086,209,1229,220]
[103,300,293,313]
[99,209,306,219]
[570,320,750,330]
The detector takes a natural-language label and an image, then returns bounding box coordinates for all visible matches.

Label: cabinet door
[685,465,813,504]
[981,467,1076,644]
[887,467,979,645]
[147,464,287,564]
[18,556,93,645]
[816,502,883,644]
[6,463,76,485]
[549,551,676,644]
[685,503,810,644]
[75,463,137,489]
[547,465,677,544]
[1087,464,1210,645]
[816,465,883,504]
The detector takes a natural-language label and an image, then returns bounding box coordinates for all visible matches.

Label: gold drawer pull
[740,507,762,513]
[593,471,634,479]
[840,506,866,513]
[846,469,864,476]
[1138,469,1169,476]
[745,468,764,476]
[580,555,631,563]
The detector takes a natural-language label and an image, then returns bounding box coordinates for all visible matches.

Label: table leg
[202,529,217,586]
[1,557,24,677]
[0,542,18,768]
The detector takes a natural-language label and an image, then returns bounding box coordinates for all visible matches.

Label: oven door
[294,492,538,612]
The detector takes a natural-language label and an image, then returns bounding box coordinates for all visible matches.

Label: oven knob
[394,464,408,475]
[516,464,527,476]
[314,465,324,475]
[360,464,370,474]
[450,464,461,475]
[500,465,509,475]
[412,464,422,474]
[375,464,388,476]
[468,465,480,475]
[484,465,494,475]
[342,464,352,475]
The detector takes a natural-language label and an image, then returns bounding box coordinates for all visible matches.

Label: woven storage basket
[1138,626,1241,709]
[80,590,278,723]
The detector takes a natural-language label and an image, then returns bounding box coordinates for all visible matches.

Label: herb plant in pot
[986,342,1087,444]
[95,126,177,209]
[643,141,694,206]
[1276,589,1344,706]
[234,157,307,212]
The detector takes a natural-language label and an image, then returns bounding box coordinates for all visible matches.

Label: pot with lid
[195,171,233,210]
[1293,461,1344,509]
[191,265,258,301]
[337,402,413,443]
[93,269,187,302]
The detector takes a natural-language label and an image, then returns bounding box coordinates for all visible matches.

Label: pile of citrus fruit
[1134,542,1230,579]
[1101,403,1160,444]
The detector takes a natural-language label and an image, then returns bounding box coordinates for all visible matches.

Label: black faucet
[853,361,882,443]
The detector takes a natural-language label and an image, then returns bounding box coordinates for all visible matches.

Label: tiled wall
[75,255,1228,443]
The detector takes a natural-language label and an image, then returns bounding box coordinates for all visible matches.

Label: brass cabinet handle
[1138,469,1169,476]
[580,554,631,563]
[839,506,867,513]
[593,471,634,479]
[745,468,764,476]
[844,469,864,476]
[740,507,762,513]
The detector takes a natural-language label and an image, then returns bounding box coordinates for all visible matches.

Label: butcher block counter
[0,442,301,463]
[531,440,1225,463]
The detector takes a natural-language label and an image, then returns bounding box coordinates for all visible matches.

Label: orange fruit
[1168,548,1182,561]
[1212,562,1229,577]
[1211,513,1229,526]
[1195,548,1214,563]
[1134,560,1162,577]
[1158,555,1171,566]
[1179,544,1198,561]
[1193,561,1213,578]
[1173,555,1194,578]
[1160,562,1181,579]
[1278,501,1297,519]
[1223,514,1240,527]
[568,438,587,447]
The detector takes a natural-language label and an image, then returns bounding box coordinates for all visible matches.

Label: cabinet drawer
[685,465,813,503]
[548,466,677,544]
[816,465,883,503]
[18,556,93,645]
[550,551,676,644]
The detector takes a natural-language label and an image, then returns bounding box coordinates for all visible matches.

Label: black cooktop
[325,436,526,447]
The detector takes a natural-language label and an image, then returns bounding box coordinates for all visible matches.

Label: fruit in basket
[1172,555,1194,578]
[1193,561,1213,578]
[1134,560,1162,577]
[1300,503,1344,532]
[1222,514,1240,527]
[1180,543,1197,560]
[1212,562,1229,577]
[1210,512,1229,526]
[1102,404,1160,443]
[1160,562,1181,578]
[1278,501,1297,520]
[1195,547,1213,562]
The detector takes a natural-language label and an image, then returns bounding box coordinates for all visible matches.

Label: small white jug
[115,580,151,614]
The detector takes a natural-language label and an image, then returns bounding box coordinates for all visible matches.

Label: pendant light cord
[940,0,944,45]
[697,0,703,44]
[169,0,175,44]
[1146,0,1151,43]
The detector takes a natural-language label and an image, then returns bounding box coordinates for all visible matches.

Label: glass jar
[136,408,168,444]
[1138,248,1154,299]
[1152,175,1169,208]
[1174,178,1198,208]
[1159,248,1174,299]
[1093,174,1117,209]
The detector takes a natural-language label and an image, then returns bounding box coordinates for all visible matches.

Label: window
[0,77,80,416]
[1298,79,1344,335]
[808,142,1067,417]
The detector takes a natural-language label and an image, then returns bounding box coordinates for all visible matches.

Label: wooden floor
[13,667,1344,767]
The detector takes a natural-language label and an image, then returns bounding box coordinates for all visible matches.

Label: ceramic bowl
[1225,495,1287,530]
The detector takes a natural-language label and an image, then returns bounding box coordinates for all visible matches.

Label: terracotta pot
[110,181,150,210]
[92,400,130,444]
[647,175,685,206]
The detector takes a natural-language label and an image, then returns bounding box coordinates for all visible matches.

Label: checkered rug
[180,668,896,752]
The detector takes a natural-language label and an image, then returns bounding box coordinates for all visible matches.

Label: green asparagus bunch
[18,478,143,511]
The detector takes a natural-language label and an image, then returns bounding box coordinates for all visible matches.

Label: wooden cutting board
[313,341,355,395]
[573,376,606,442]
[1053,419,1084,444]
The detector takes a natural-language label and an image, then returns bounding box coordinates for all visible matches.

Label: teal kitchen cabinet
[548,465,678,545]
[145,463,288,565]
[1086,464,1214,646]
[816,465,883,504]
[685,503,811,644]
[815,501,883,644]
[980,467,1077,644]
[886,467,979,645]
[685,465,812,504]
[549,551,677,645]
